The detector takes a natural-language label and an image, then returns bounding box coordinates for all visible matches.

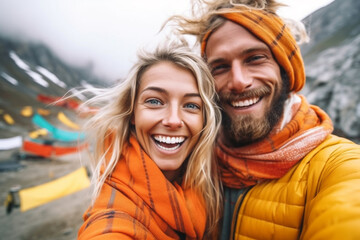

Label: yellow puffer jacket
[232,135,360,239]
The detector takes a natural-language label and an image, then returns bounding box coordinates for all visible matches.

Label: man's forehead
[205,20,269,59]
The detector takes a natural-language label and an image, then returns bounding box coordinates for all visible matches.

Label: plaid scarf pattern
[216,94,333,188]
[201,9,306,92]
[78,136,206,239]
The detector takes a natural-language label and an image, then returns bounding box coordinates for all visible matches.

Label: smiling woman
[76,38,222,239]
[133,61,204,181]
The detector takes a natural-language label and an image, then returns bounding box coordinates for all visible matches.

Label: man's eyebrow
[242,46,271,55]
[208,58,226,66]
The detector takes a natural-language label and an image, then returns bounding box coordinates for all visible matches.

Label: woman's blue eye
[146,98,161,105]
[185,103,200,110]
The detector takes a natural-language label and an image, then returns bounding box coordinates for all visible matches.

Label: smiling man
[206,20,288,146]
[170,0,360,239]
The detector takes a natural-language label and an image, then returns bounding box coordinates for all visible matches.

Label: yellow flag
[19,167,90,212]
[37,108,51,116]
[4,114,14,125]
[21,106,33,117]
[29,128,48,139]
[57,111,80,130]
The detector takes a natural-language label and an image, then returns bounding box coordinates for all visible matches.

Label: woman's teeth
[157,144,181,151]
[154,135,185,144]
[153,135,185,151]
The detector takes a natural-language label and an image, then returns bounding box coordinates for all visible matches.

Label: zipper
[229,186,252,240]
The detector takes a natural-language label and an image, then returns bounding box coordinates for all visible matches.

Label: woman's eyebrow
[142,87,200,97]
[141,86,201,102]
[141,86,166,94]
[185,93,201,98]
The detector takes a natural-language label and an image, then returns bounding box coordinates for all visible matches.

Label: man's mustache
[218,86,272,103]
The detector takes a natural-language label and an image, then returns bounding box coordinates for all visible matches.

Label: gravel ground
[0,150,92,240]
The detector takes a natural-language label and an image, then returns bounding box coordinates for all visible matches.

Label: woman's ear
[130,115,135,125]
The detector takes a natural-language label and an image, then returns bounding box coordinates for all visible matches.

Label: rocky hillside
[300,0,360,142]
[0,36,107,139]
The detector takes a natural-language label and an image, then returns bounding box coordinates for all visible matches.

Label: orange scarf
[217,94,333,188]
[78,136,206,239]
[201,10,305,92]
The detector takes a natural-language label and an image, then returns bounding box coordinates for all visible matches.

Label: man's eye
[145,98,162,105]
[211,64,229,76]
[247,55,266,63]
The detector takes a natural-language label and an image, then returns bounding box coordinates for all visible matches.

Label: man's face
[205,20,287,146]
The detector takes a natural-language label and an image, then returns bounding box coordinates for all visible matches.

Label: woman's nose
[162,107,183,128]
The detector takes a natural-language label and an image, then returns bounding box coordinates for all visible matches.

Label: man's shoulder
[310,134,360,155]
[303,134,360,176]
[327,134,359,145]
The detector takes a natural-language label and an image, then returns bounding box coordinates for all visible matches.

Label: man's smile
[231,97,260,108]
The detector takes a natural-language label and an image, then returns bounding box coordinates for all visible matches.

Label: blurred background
[0,0,359,239]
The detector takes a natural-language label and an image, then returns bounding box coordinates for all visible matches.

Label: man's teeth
[153,135,185,144]
[231,97,260,107]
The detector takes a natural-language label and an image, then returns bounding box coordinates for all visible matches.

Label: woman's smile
[153,135,186,151]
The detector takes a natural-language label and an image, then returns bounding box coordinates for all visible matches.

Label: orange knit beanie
[201,10,305,92]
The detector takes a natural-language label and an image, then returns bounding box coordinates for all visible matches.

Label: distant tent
[37,108,51,116]
[20,106,33,117]
[0,136,23,150]
[37,94,80,110]
[3,113,14,125]
[28,128,48,139]
[5,167,90,213]
[23,139,88,158]
[32,113,85,142]
[57,112,80,130]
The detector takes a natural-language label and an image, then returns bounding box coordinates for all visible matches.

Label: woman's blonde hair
[79,38,222,237]
[166,0,309,45]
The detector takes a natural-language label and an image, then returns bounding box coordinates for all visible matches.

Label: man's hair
[168,0,308,45]
[166,0,309,92]
[78,38,223,236]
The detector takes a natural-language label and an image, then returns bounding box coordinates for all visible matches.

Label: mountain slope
[0,36,106,139]
[300,0,360,142]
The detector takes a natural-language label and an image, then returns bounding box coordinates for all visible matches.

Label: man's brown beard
[220,74,289,147]
[223,113,272,146]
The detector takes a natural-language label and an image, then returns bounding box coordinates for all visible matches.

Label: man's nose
[162,106,183,129]
[229,62,253,91]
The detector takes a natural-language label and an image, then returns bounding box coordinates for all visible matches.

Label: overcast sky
[0,0,334,82]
